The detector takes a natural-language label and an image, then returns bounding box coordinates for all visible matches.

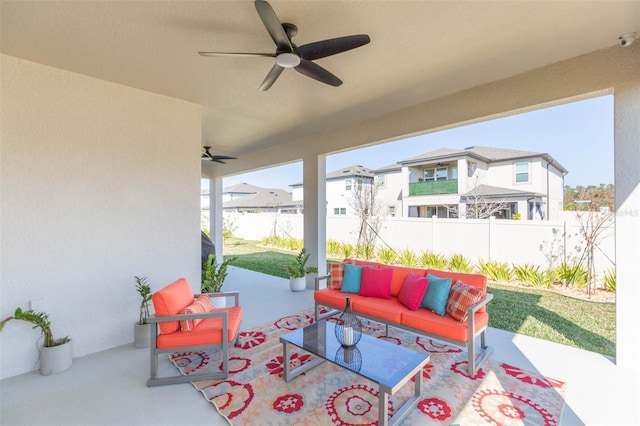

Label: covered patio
[1,267,635,425]
[1,1,639,424]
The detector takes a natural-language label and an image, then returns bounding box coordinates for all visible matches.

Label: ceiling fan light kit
[198,0,370,91]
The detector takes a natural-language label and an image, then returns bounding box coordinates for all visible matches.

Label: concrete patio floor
[1,267,638,425]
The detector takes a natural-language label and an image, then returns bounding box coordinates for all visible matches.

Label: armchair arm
[147,309,229,324]
[467,292,493,338]
[315,274,330,291]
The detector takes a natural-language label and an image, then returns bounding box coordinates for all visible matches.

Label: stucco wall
[0,55,202,379]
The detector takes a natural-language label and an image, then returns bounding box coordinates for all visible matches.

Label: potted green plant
[283,248,318,291]
[0,307,72,375]
[134,276,152,348]
[202,254,237,307]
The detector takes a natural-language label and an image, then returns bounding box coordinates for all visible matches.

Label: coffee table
[279,320,430,426]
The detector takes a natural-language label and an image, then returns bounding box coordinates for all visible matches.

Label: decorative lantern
[334,296,362,347]
[335,346,362,372]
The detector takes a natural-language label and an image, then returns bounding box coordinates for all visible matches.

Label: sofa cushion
[421,273,452,316]
[389,266,427,296]
[351,296,406,323]
[401,309,489,342]
[152,278,196,334]
[156,306,243,349]
[359,267,393,299]
[180,295,213,332]
[314,288,367,309]
[341,263,364,293]
[328,262,345,290]
[398,273,429,311]
[446,280,485,322]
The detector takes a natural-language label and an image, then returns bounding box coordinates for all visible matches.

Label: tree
[458,176,511,219]
[575,203,614,296]
[564,184,614,212]
[347,178,383,255]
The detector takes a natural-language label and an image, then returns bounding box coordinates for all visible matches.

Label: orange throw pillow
[445,280,484,322]
[180,295,213,332]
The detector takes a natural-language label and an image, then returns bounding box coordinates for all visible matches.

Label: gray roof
[223,186,301,209]
[291,165,374,186]
[373,163,402,173]
[463,184,544,199]
[400,145,568,173]
[223,182,265,195]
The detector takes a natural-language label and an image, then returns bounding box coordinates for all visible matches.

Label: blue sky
[221,95,613,191]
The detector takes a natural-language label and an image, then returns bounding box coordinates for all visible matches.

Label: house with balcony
[398,146,568,220]
[291,165,374,216]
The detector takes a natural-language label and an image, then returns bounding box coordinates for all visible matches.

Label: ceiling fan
[202,146,237,164]
[199,0,370,91]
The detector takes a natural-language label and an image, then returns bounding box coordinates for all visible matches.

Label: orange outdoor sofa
[147,278,242,386]
[315,259,493,376]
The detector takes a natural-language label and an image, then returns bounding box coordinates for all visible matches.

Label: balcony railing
[409,179,458,196]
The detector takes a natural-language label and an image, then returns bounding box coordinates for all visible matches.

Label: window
[345,179,352,191]
[515,161,529,183]
[334,207,346,215]
[424,167,448,182]
[388,206,395,217]
[376,174,386,188]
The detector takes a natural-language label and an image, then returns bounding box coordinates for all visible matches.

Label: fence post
[488,216,495,260]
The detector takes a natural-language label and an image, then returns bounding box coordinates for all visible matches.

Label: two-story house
[395,146,568,220]
[291,165,374,216]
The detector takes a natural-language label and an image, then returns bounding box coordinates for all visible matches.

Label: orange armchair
[146,278,242,387]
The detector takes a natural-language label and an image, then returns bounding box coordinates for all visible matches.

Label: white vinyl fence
[219,211,615,279]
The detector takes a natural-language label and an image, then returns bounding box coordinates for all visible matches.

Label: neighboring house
[291,165,374,216]
[204,183,302,214]
[396,145,568,220]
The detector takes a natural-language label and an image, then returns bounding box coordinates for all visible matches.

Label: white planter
[289,277,306,292]
[40,339,72,376]
[211,296,227,309]
[134,323,151,348]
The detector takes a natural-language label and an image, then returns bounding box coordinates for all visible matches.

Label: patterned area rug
[171,309,566,425]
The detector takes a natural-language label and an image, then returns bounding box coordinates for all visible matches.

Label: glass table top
[279,320,429,389]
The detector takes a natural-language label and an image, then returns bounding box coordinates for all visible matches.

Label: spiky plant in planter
[0,307,69,347]
[202,254,238,293]
[134,276,152,325]
[284,249,318,292]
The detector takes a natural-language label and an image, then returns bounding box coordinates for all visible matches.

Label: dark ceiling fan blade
[260,63,284,91]
[212,159,227,164]
[254,0,293,52]
[211,155,238,161]
[199,51,275,58]
[295,59,342,87]
[298,34,371,60]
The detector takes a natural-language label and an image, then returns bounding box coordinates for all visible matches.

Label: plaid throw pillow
[328,263,345,290]
[180,295,213,332]
[445,280,484,322]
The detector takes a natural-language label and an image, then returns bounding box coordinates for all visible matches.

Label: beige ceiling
[2,1,638,158]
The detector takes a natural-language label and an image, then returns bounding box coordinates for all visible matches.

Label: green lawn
[223,238,616,357]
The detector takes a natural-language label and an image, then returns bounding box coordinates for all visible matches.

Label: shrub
[478,259,513,283]
[377,247,397,265]
[397,248,418,267]
[603,268,615,292]
[419,250,448,270]
[326,239,341,257]
[555,261,588,288]
[448,253,474,273]
[222,217,236,239]
[513,263,553,288]
[356,244,375,260]
[341,243,354,259]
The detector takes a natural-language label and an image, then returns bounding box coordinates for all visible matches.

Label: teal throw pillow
[421,273,452,316]
[341,263,364,293]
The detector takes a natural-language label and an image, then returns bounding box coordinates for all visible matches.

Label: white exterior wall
[291,185,303,201]
[375,170,403,216]
[0,55,202,379]
[326,179,350,215]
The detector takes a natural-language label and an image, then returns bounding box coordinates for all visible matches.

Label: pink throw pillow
[398,273,429,311]
[359,267,393,299]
